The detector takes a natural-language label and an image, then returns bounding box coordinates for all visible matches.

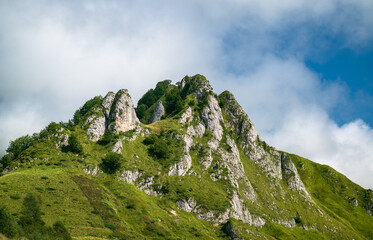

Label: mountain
[0,74,372,239]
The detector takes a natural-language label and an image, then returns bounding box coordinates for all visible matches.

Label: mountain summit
[1,74,372,239]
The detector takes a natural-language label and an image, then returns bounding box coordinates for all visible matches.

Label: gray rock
[218,136,256,202]
[252,216,266,227]
[274,218,296,228]
[120,170,141,185]
[84,165,100,176]
[150,101,165,123]
[177,198,200,213]
[281,153,312,201]
[230,191,252,223]
[49,127,69,148]
[111,139,123,154]
[194,123,205,137]
[200,95,224,141]
[179,75,213,98]
[85,111,106,141]
[168,135,193,176]
[220,91,283,179]
[109,89,139,133]
[102,91,115,118]
[179,107,193,124]
[138,176,160,196]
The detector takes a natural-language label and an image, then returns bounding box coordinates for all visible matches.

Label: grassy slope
[2,117,372,239]
[290,154,373,239]
[0,165,229,239]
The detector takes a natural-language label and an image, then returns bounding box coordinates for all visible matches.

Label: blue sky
[0,0,372,188]
[307,48,373,125]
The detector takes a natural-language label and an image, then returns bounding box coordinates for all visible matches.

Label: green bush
[0,205,21,238]
[143,131,183,168]
[65,135,83,154]
[97,130,118,145]
[148,139,171,160]
[19,193,45,227]
[164,90,183,115]
[6,135,34,157]
[0,154,14,169]
[53,221,72,240]
[73,96,103,125]
[100,153,123,174]
[142,134,157,145]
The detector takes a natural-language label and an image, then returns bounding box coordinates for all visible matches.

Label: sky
[0,0,373,189]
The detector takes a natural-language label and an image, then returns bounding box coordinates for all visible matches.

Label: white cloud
[265,109,373,189]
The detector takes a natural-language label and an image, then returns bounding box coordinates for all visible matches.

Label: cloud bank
[0,0,373,188]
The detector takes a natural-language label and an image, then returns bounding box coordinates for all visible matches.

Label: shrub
[0,154,14,169]
[148,139,170,160]
[73,96,103,125]
[97,130,118,145]
[164,90,183,115]
[142,134,157,145]
[6,135,34,157]
[0,205,21,238]
[19,193,44,227]
[135,103,147,120]
[100,153,123,174]
[66,135,83,154]
[53,221,72,240]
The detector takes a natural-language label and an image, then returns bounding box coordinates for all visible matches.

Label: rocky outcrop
[230,191,252,223]
[177,198,200,213]
[179,75,213,98]
[85,111,106,141]
[150,101,165,123]
[200,95,224,141]
[84,89,140,141]
[49,127,69,148]
[84,165,100,176]
[218,136,256,202]
[219,91,282,179]
[111,138,123,154]
[102,91,115,118]
[120,170,141,185]
[179,107,193,124]
[281,153,312,201]
[168,135,193,176]
[109,89,139,133]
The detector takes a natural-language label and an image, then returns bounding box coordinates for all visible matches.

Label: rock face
[84,89,139,141]
[168,134,194,176]
[109,89,139,133]
[281,153,312,200]
[179,107,193,124]
[150,101,165,123]
[85,112,106,141]
[200,95,224,141]
[219,91,282,179]
[102,91,115,118]
[111,139,123,154]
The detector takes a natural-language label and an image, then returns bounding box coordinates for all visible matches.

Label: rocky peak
[150,101,165,123]
[179,74,213,98]
[108,89,139,133]
[84,89,140,140]
[102,91,115,118]
[200,95,224,141]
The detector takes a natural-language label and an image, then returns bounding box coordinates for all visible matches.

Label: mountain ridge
[0,74,372,239]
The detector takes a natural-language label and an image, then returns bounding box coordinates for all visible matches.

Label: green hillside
[1,75,372,239]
